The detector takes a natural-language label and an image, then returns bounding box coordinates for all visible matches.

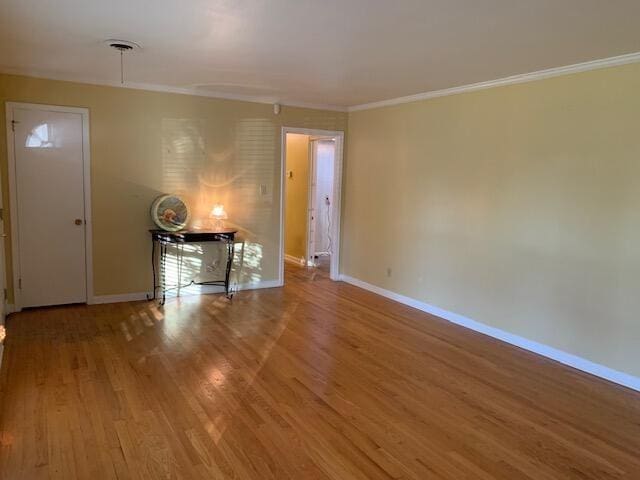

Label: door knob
[75,219,83,225]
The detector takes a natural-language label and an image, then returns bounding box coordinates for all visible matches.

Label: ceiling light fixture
[104,39,140,84]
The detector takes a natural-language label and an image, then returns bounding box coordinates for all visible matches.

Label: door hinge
[0,208,3,221]
[11,119,19,132]
[18,278,22,290]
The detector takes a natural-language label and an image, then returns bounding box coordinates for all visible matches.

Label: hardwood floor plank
[0,263,639,479]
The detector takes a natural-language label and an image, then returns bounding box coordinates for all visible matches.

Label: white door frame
[5,102,93,310]
[280,127,344,284]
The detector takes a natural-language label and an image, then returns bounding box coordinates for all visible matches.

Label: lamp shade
[210,204,228,220]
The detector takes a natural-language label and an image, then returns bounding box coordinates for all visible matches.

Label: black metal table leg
[160,240,167,305]
[148,239,157,301]
[225,239,234,299]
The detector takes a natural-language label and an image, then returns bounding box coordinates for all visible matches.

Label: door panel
[13,108,87,307]
[313,140,335,256]
[0,193,5,325]
[307,141,318,265]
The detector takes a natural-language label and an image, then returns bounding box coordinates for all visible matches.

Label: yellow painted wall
[343,62,640,378]
[0,73,346,299]
[284,134,309,260]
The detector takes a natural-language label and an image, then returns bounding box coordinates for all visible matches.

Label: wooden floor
[1,264,639,479]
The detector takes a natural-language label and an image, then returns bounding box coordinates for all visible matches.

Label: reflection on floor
[314,254,330,274]
[286,255,330,283]
[0,263,639,479]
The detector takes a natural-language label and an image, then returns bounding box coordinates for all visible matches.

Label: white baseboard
[239,279,282,290]
[339,274,640,392]
[90,279,282,305]
[90,292,151,304]
[160,279,282,299]
[284,254,306,266]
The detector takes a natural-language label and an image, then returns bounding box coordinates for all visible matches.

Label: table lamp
[210,204,228,230]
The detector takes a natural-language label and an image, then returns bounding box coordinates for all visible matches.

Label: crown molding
[4,51,640,114]
[348,51,640,112]
[0,67,348,112]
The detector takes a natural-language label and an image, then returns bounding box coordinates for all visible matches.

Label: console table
[149,229,237,305]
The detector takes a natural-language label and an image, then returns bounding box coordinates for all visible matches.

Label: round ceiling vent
[103,39,141,84]
[104,39,141,52]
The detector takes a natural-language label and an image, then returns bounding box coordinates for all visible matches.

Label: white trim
[339,274,640,393]
[329,134,343,281]
[348,51,640,112]
[90,292,151,304]
[237,279,281,291]
[280,127,344,285]
[284,254,306,266]
[5,102,93,311]
[90,279,281,304]
[4,52,640,114]
[0,67,347,113]
[82,111,94,309]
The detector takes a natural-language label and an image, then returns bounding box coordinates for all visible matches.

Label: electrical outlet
[260,184,268,195]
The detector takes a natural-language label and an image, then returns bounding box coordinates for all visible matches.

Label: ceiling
[1,0,640,109]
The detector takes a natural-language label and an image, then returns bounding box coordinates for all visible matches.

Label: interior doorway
[280,127,344,283]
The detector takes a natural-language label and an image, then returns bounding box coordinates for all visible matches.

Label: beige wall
[284,134,309,260]
[0,73,346,300]
[343,62,640,378]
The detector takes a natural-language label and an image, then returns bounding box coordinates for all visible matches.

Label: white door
[0,191,6,325]
[0,206,4,366]
[313,140,335,256]
[306,140,318,266]
[11,106,87,307]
